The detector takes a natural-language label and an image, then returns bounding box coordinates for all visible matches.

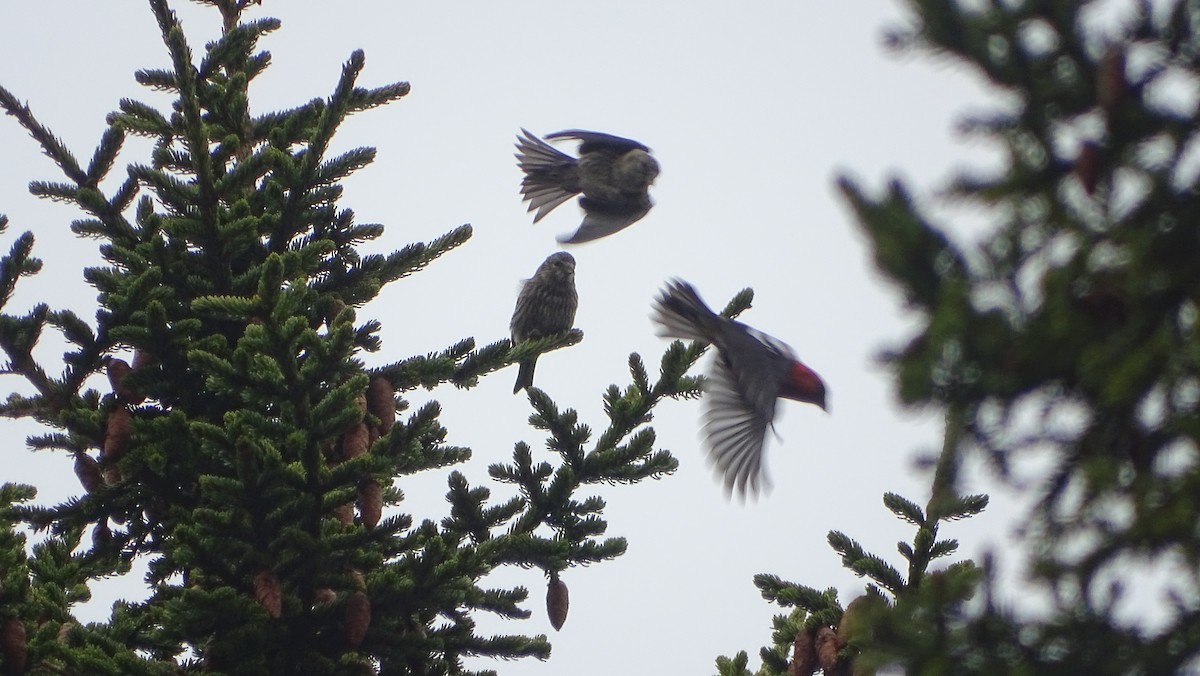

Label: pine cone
[355,392,368,419]
[1,617,26,674]
[56,621,76,643]
[313,588,337,605]
[74,453,104,493]
[253,569,282,619]
[815,626,844,674]
[357,479,382,528]
[366,376,396,434]
[333,503,354,526]
[107,358,143,404]
[102,465,122,486]
[838,595,882,647]
[92,520,112,551]
[1074,142,1101,195]
[342,423,369,460]
[1097,46,1127,114]
[103,407,132,461]
[839,595,885,676]
[789,628,817,676]
[344,591,371,648]
[546,573,569,631]
[131,349,155,371]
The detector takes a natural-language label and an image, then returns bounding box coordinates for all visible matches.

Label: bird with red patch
[652,280,827,498]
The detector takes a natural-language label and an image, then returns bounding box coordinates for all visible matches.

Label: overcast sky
[0,2,1051,674]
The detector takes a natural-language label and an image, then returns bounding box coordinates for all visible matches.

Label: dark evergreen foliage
[721,1,1200,674]
[0,2,702,673]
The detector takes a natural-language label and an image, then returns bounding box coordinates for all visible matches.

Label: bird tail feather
[513,359,536,394]
[652,280,720,344]
[515,129,578,222]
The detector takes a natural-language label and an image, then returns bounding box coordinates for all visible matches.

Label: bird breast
[576,150,659,202]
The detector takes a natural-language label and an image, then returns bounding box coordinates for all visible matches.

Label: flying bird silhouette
[515,129,659,244]
[652,280,827,498]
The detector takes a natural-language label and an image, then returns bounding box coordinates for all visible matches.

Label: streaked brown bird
[515,128,659,244]
[511,252,579,394]
[652,280,827,498]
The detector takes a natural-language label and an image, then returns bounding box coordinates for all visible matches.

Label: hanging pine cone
[313,588,337,605]
[366,376,396,434]
[103,407,132,461]
[1097,45,1127,115]
[74,453,103,493]
[1074,142,1101,195]
[789,628,817,676]
[102,465,122,486]
[357,479,382,528]
[838,594,883,647]
[92,520,112,551]
[355,392,368,419]
[131,349,155,371]
[344,591,371,648]
[342,423,369,460]
[815,626,844,674]
[253,569,282,619]
[546,572,569,631]
[1,617,26,674]
[56,621,75,643]
[332,503,354,526]
[106,357,143,404]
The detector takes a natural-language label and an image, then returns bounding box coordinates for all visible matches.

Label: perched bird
[652,280,827,498]
[511,252,579,394]
[515,128,660,244]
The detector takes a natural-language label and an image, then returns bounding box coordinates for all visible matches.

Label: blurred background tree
[723,1,1200,673]
[0,1,690,673]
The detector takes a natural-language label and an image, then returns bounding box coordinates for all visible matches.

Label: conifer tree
[721,2,1200,674]
[0,1,704,673]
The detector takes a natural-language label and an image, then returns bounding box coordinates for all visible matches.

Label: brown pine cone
[103,407,132,461]
[1,617,26,674]
[357,479,382,528]
[253,569,282,619]
[342,423,369,460]
[546,573,569,631]
[74,453,104,493]
[344,591,371,648]
[366,377,396,434]
[789,628,817,676]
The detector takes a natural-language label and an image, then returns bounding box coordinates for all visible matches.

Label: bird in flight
[652,280,827,498]
[515,129,659,244]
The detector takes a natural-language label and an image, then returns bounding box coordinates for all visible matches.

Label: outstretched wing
[701,349,779,499]
[545,129,650,155]
[556,196,651,244]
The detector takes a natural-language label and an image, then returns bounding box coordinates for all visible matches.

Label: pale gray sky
[0,2,1029,674]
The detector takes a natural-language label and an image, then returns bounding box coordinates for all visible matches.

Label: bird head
[537,251,576,280]
[615,149,660,189]
[783,361,828,412]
